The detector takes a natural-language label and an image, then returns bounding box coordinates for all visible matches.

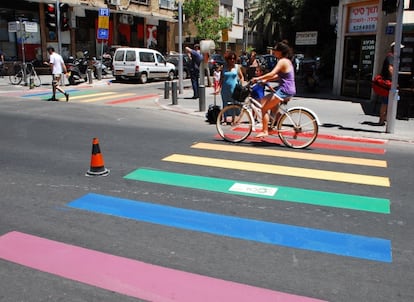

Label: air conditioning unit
[119,14,134,25]
[109,0,120,5]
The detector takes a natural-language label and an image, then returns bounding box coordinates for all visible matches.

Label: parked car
[166,53,191,79]
[257,54,277,73]
[112,47,175,83]
[208,53,225,75]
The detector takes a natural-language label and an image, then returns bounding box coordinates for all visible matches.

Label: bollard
[199,85,206,112]
[171,81,178,105]
[87,68,93,84]
[164,81,170,99]
[29,76,34,89]
[96,66,102,81]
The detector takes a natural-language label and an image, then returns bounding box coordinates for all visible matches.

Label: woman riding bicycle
[251,41,296,138]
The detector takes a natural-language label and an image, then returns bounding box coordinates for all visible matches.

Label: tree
[182,0,233,42]
[249,0,303,50]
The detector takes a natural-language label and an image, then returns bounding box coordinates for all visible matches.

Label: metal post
[386,0,404,133]
[199,85,205,111]
[164,81,170,99]
[171,81,178,105]
[178,1,183,94]
[87,68,93,84]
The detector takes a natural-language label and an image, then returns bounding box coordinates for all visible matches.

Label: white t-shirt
[49,52,64,75]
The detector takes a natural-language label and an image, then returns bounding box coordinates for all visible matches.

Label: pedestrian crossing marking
[162,154,391,187]
[124,168,390,213]
[192,142,387,168]
[79,93,135,103]
[0,231,327,302]
[68,91,115,100]
[66,193,392,262]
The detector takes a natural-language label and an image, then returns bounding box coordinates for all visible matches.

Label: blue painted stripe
[67,193,392,262]
[23,89,80,98]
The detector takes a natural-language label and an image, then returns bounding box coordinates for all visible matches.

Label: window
[126,51,136,62]
[140,52,155,62]
[130,0,149,5]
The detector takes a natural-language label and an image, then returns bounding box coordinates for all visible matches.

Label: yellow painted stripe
[163,154,390,187]
[192,142,387,168]
[69,92,115,100]
[80,93,135,103]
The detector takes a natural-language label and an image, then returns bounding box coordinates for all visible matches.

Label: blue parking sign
[97,28,109,40]
[99,8,110,17]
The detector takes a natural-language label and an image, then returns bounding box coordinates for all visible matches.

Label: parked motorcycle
[92,57,109,79]
[67,51,90,85]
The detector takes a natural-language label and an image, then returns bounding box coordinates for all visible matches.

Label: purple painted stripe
[0,231,326,302]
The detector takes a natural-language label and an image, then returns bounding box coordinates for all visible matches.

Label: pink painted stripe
[105,93,159,104]
[214,134,385,155]
[0,231,326,302]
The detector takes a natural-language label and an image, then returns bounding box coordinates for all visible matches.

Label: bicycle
[216,81,320,149]
[9,60,41,87]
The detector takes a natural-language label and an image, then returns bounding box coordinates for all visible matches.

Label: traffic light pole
[56,0,62,55]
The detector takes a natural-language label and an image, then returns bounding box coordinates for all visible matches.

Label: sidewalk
[157,82,414,143]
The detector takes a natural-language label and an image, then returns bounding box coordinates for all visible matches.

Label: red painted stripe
[0,232,326,302]
[105,93,159,104]
[214,134,385,155]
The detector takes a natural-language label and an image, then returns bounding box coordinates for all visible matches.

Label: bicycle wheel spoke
[216,104,252,143]
[277,108,318,148]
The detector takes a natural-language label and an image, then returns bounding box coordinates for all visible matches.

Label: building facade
[333,0,414,99]
[0,0,245,64]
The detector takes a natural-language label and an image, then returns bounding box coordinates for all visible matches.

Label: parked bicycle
[9,60,41,87]
[216,81,320,149]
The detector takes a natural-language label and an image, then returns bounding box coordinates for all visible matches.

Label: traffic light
[60,3,70,31]
[382,0,397,14]
[45,4,57,30]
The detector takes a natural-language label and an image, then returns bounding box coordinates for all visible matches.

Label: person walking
[185,44,202,99]
[45,46,69,102]
[219,51,244,109]
[377,42,404,125]
[252,41,296,138]
[247,49,259,80]
[0,49,5,77]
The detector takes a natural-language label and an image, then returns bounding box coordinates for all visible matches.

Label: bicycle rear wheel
[216,104,253,143]
[9,70,23,85]
[277,107,318,149]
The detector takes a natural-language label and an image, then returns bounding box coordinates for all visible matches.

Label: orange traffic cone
[86,138,110,177]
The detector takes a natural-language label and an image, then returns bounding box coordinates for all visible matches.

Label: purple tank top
[279,65,296,96]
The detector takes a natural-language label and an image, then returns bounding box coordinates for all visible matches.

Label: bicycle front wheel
[277,108,318,149]
[32,73,42,87]
[216,104,253,143]
[9,70,23,85]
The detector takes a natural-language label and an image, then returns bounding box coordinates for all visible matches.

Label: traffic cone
[86,138,110,177]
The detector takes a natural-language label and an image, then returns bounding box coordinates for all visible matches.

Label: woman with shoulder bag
[219,51,245,110]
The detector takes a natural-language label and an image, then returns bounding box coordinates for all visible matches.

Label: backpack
[206,104,221,124]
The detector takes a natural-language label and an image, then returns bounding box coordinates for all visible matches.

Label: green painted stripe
[124,168,390,214]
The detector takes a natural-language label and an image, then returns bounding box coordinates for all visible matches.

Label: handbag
[372,74,391,97]
[232,83,249,102]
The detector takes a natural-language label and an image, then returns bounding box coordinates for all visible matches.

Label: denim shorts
[274,88,293,101]
[379,95,388,105]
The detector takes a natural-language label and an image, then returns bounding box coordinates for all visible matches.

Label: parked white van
[112,48,175,83]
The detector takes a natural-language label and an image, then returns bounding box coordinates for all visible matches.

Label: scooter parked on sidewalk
[67,51,90,85]
[92,57,109,79]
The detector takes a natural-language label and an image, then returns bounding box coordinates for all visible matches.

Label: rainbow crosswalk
[0,130,391,301]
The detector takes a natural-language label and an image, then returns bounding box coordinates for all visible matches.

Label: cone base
[86,168,110,177]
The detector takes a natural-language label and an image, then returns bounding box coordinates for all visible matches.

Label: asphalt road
[0,83,413,302]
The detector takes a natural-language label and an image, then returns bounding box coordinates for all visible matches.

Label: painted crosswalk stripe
[124,168,390,213]
[67,193,392,262]
[79,93,135,103]
[162,154,391,187]
[192,142,387,167]
[0,231,326,302]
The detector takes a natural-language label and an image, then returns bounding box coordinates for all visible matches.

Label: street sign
[23,21,38,33]
[97,28,109,40]
[8,21,19,33]
[98,16,109,29]
[99,8,110,17]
